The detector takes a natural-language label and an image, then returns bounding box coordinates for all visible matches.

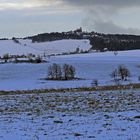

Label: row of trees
[47,64,131,84]
[26,28,140,51]
[90,35,140,51]
[47,63,76,80]
[30,32,82,43]
[1,53,43,63]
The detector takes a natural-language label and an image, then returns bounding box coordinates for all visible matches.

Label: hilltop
[25,27,140,51]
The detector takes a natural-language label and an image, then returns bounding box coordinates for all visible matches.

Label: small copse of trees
[47,63,76,80]
[111,65,131,84]
[0,54,44,64]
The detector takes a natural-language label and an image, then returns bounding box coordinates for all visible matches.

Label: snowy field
[0,39,91,56]
[0,90,140,140]
[0,50,140,90]
[0,39,140,90]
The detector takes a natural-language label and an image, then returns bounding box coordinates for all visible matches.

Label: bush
[48,63,62,80]
[35,56,42,63]
[12,37,20,44]
[3,53,9,62]
[91,79,99,87]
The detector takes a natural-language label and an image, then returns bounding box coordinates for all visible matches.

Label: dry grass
[0,83,140,95]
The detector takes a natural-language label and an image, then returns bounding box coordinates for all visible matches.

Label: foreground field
[0,89,140,140]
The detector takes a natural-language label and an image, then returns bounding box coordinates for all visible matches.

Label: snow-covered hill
[0,39,91,56]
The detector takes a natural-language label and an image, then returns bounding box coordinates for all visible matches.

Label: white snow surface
[0,50,139,90]
[0,39,91,56]
[0,91,140,140]
[0,38,140,90]
[0,40,39,56]
[0,38,140,140]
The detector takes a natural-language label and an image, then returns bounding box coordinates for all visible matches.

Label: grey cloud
[82,9,140,34]
[83,19,140,34]
[35,0,140,34]
[36,0,140,8]
[63,0,140,34]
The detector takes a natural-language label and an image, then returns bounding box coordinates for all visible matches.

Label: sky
[1,0,140,38]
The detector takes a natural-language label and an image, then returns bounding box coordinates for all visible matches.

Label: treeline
[27,32,82,43]
[25,28,140,51]
[90,35,140,51]
[0,53,44,64]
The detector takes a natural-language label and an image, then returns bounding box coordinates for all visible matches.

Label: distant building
[103,48,108,52]
[74,27,82,33]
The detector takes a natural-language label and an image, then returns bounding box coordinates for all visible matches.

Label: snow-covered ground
[0,90,140,140]
[0,39,140,90]
[0,39,91,56]
[0,40,39,56]
[0,39,140,140]
[0,50,140,90]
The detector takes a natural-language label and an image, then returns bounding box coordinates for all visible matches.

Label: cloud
[0,0,53,11]
[83,18,140,34]
[81,8,140,34]
[36,0,140,8]
[60,0,140,34]
[1,0,140,35]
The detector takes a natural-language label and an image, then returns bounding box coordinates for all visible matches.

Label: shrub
[91,79,99,87]
[35,56,42,63]
[3,53,9,62]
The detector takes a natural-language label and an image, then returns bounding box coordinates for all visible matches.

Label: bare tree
[47,65,53,79]
[47,63,62,80]
[56,64,62,79]
[63,64,69,80]
[111,65,131,84]
[118,65,130,81]
[3,53,9,63]
[63,64,76,80]
[69,65,76,79]
[47,63,76,80]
